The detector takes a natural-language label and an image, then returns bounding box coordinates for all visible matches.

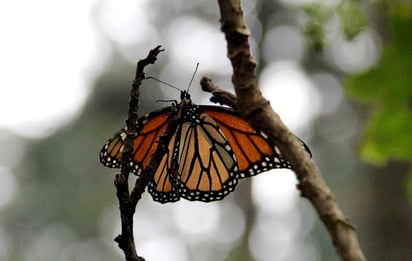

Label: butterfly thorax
[177,91,200,125]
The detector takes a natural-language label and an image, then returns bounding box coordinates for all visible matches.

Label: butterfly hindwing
[162,106,239,202]
[99,128,127,169]
[148,135,180,203]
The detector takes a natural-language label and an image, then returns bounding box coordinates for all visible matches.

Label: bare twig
[200,76,237,109]
[215,0,367,260]
[114,45,164,261]
[114,45,185,261]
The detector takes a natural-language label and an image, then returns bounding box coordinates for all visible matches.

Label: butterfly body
[100,91,310,203]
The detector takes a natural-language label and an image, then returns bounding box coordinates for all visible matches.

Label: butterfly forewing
[99,108,172,175]
[131,112,170,174]
[204,106,292,178]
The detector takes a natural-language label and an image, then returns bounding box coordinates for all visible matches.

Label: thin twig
[114,45,164,261]
[215,0,367,260]
[114,45,185,261]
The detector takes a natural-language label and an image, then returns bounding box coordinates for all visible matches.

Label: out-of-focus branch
[215,0,367,260]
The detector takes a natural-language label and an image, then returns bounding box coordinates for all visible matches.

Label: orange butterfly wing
[100,108,171,175]
[203,106,292,178]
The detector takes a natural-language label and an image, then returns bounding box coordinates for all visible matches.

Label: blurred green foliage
[337,0,368,40]
[302,3,332,51]
[303,0,367,50]
[346,5,412,165]
[345,3,412,197]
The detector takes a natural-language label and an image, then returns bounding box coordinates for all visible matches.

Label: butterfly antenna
[156,99,176,103]
[146,76,182,92]
[187,63,199,93]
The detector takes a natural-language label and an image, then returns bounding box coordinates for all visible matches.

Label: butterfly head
[179,90,193,111]
[180,90,191,100]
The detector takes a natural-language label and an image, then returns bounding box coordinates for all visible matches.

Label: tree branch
[215,0,367,260]
[200,76,237,109]
[114,45,164,261]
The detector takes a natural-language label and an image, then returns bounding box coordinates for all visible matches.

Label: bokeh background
[1,0,411,260]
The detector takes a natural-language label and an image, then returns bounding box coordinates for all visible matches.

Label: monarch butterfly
[100,90,311,203]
